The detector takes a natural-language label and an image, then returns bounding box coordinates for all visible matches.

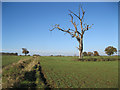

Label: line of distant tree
[50,55,64,57]
[19,55,31,56]
[0,52,18,56]
[33,54,40,56]
[83,46,117,56]
[82,51,99,56]
[1,46,117,57]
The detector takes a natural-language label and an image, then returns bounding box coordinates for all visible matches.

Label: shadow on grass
[24,70,36,81]
[13,70,37,88]
[11,62,51,89]
[38,64,51,88]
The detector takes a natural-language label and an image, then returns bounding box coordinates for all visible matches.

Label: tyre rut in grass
[12,58,39,88]
[15,69,37,88]
[2,57,37,89]
[14,61,51,88]
[35,62,51,88]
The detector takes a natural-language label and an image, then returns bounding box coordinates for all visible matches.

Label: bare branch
[77,31,81,35]
[49,27,56,31]
[69,14,81,37]
[69,14,77,31]
[83,24,94,32]
[68,9,80,20]
[76,47,80,50]
[88,24,94,29]
[49,24,59,31]
[81,6,85,20]
[50,24,75,37]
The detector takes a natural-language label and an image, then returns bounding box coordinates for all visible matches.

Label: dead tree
[50,6,93,59]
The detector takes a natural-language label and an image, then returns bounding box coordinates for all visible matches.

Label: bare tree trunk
[79,51,80,58]
[79,38,83,59]
[79,50,82,59]
[79,50,83,59]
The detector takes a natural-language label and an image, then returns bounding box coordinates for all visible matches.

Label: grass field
[2,55,118,88]
[38,56,118,88]
[2,55,31,67]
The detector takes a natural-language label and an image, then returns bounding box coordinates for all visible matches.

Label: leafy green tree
[83,52,88,56]
[93,51,99,56]
[22,48,29,56]
[87,52,93,56]
[105,46,117,56]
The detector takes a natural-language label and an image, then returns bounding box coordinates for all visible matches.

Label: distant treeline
[0,52,18,56]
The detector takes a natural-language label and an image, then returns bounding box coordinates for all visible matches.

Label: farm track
[35,61,51,88]
[13,58,51,89]
[2,56,51,89]
[2,57,38,89]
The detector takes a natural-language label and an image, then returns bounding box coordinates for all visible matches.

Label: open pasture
[38,56,118,88]
[2,56,118,88]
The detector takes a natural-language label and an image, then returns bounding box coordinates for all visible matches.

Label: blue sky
[2,2,118,56]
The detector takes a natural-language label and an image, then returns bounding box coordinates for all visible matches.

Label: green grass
[2,55,31,67]
[38,56,118,88]
[2,58,33,84]
[2,55,118,88]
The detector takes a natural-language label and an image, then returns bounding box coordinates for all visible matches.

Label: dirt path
[2,57,38,89]
[14,59,51,88]
[2,56,51,89]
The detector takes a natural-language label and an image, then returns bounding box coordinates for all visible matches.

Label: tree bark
[79,38,83,59]
[79,51,80,58]
[79,50,83,59]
